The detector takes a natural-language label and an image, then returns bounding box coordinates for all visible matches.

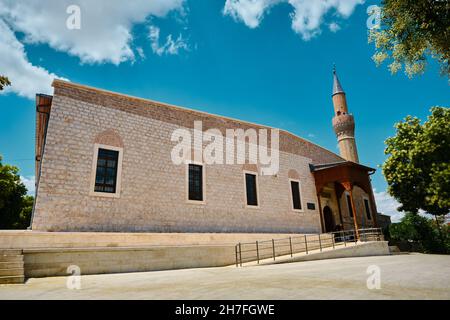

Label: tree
[389,213,449,253]
[368,0,449,78]
[0,75,11,91]
[383,107,450,244]
[0,155,33,229]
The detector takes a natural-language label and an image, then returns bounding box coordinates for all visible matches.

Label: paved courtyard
[0,253,449,299]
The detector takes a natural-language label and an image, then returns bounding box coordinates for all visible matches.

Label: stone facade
[32,80,377,234]
[32,81,351,233]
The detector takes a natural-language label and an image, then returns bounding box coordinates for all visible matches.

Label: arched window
[345,192,354,217]
[363,197,372,220]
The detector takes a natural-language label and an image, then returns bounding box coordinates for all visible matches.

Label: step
[0,255,23,263]
[0,249,22,255]
[0,261,24,269]
[0,275,25,285]
[0,268,24,277]
[0,262,24,269]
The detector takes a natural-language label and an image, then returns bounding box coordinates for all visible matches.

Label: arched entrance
[323,206,335,233]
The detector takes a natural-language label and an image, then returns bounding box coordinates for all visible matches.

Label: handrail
[235,228,383,267]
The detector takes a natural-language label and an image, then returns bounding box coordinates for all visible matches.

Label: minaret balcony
[332,113,355,135]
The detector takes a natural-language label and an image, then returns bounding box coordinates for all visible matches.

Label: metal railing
[235,228,383,267]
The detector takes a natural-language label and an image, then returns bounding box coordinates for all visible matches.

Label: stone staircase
[0,249,25,284]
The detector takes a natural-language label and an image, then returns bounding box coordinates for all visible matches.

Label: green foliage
[368,0,450,78]
[383,107,450,217]
[0,75,11,91]
[389,213,449,253]
[14,195,34,229]
[0,155,33,229]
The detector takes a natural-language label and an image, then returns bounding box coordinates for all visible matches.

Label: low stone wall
[238,234,334,263]
[267,241,390,265]
[0,231,377,279]
[0,230,313,249]
[23,245,236,278]
[0,231,319,278]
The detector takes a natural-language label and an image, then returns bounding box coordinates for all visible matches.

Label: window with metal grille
[188,164,203,201]
[94,148,119,193]
[245,173,258,206]
[364,198,372,220]
[290,180,302,210]
[346,194,354,217]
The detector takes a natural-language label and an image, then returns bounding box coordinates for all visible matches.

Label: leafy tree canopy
[0,155,33,229]
[383,107,450,216]
[389,213,449,253]
[369,0,450,78]
[0,75,11,91]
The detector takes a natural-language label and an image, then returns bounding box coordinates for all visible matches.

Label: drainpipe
[29,95,52,230]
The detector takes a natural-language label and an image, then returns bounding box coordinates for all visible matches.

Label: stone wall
[339,185,377,230]
[31,82,345,233]
[23,246,237,278]
[0,231,318,248]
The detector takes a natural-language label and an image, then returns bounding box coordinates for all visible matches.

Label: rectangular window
[290,180,302,210]
[94,148,119,193]
[245,173,258,206]
[346,194,354,217]
[364,198,372,220]
[188,164,203,201]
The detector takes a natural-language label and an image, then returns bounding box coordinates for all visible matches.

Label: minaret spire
[332,65,344,96]
[331,66,359,163]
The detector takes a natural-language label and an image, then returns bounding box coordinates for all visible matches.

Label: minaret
[331,67,359,163]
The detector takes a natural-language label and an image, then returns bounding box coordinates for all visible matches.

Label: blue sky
[0,0,449,221]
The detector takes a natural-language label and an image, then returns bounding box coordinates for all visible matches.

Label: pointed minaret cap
[332,65,345,96]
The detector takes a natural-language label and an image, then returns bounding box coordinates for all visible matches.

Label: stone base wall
[0,230,318,249]
[23,245,236,278]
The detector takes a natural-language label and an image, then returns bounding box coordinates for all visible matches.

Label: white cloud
[223,0,280,28]
[0,0,186,65]
[329,22,341,33]
[0,20,61,99]
[149,25,189,56]
[373,189,404,222]
[373,189,439,222]
[136,47,146,60]
[20,175,35,195]
[223,0,364,40]
[0,0,186,99]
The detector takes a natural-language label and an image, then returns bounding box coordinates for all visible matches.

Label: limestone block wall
[32,94,323,233]
[23,245,237,278]
[0,231,319,249]
[339,186,376,230]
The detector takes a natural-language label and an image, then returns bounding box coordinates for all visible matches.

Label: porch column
[349,189,360,240]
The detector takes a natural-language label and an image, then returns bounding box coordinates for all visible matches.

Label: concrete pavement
[0,253,449,299]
